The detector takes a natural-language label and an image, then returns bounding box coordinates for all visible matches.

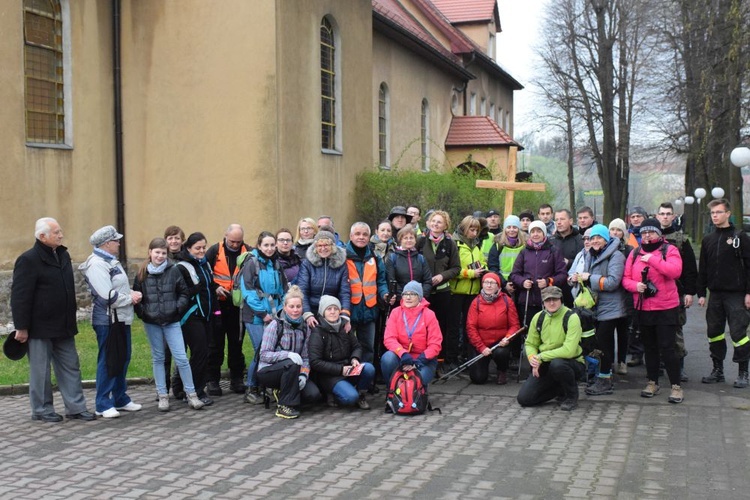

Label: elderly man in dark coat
[11,218,95,422]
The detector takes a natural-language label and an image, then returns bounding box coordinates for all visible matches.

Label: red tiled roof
[430,0,498,24]
[445,116,522,148]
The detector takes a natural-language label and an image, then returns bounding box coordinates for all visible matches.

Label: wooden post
[475,147,546,217]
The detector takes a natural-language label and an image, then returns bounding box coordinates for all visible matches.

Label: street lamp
[712,187,725,199]
[694,187,706,240]
[730,146,750,168]
[684,196,695,205]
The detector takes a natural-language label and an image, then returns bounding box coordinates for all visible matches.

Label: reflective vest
[213,241,249,301]
[347,258,378,307]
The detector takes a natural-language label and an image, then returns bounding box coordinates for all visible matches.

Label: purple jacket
[509,240,567,309]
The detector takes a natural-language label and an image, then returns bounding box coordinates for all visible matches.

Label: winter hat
[89,225,123,247]
[629,206,648,218]
[639,218,662,236]
[519,210,535,221]
[482,272,502,286]
[528,220,547,234]
[313,230,336,244]
[402,280,424,301]
[588,224,611,243]
[583,228,593,238]
[504,215,521,229]
[608,218,627,234]
[388,206,413,223]
[318,295,341,316]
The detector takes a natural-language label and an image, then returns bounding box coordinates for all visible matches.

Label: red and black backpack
[385,368,441,416]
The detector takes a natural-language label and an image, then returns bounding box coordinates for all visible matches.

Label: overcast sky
[495,0,549,137]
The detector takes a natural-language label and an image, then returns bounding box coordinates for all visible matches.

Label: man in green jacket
[517,286,585,411]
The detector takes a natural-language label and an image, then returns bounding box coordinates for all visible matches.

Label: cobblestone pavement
[1,305,750,499]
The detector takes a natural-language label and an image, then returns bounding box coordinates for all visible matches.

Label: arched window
[320,17,337,151]
[421,99,429,171]
[24,0,65,144]
[378,83,389,168]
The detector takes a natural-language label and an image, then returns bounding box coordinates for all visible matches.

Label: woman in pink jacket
[381,280,443,386]
[622,218,684,404]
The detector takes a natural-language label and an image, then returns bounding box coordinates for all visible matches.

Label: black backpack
[535,309,595,357]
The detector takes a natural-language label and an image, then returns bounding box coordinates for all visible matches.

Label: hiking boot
[585,377,614,396]
[734,371,749,389]
[702,359,725,384]
[244,387,264,405]
[559,396,578,411]
[496,370,507,385]
[627,354,643,367]
[616,362,628,375]
[357,391,371,410]
[157,394,170,412]
[275,404,300,419]
[186,392,205,410]
[668,384,684,404]
[640,380,660,398]
[206,381,223,396]
[229,378,246,394]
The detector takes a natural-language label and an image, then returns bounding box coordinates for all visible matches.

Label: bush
[354,168,550,230]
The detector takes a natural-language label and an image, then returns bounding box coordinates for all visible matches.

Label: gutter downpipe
[112,0,126,263]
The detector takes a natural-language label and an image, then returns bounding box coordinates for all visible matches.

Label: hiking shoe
[559,397,578,411]
[585,377,614,396]
[627,355,643,367]
[275,405,300,419]
[640,381,660,398]
[244,387,264,405]
[157,394,170,412]
[186,392,205,410]
[496,371,508,385]
[702,359,725,383]
[668,384,684,404]
[357,392,371,410]
[206,381,223,396]
[229,378,246,394]
[734,371,749,389]
[616,362,628,375]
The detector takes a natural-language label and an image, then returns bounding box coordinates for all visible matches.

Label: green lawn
[0,319,253,386]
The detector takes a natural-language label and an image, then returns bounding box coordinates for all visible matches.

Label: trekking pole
[436,328,526,383]
[518,288,531,382]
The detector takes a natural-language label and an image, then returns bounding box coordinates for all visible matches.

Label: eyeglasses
[402,292,419,297]
[710,211,727,215]
[300,227,314,232]
[316,243,332,249]
[583,237,590,241]
[277,238,292,243]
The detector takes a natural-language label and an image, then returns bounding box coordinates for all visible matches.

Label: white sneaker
[95,408,121,419]
[115,402,142,412]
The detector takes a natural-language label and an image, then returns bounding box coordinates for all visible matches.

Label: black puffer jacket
[309,320,363,393]
[134,264,190,325]
[385,247,433,297]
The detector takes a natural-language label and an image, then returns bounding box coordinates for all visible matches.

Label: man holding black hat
[10,218,95,422]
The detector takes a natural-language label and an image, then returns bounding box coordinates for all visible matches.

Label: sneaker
[206,381,223,396]
[157,394,170,412]
[668,384,684,404]
[627,355,643,367]
[229,378,246,394]
[199,396,214,406]
[275,404,300,419]
[559,397,578,411]
[115,402,142,412]
[585,377,614,396]
[244,387,264,405]
[186,392,205,410]
[616,362,628,375]
[357,392,371,410]
[95,408,121,419]
[640,380,660,398]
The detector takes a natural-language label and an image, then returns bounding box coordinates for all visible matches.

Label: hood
[306,244,347,268]
[78,251,117,272]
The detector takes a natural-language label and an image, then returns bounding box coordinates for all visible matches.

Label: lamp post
[694,188,706,241]
[684,196,695,240]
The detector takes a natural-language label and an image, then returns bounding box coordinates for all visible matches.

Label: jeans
[93,324,132,412]
[144,322,195,394]
[353,322,376,364]
[380,351,437,387]
[245,323,264,388]
[331,363,376,405]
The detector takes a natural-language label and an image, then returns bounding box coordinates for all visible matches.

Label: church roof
[429,0,500,26]
[445,116,523,149]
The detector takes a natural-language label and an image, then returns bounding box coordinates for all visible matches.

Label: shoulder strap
[535,312,544,334]
[562,309,573,334]
[274,320,285,351]
[177,261,200,285]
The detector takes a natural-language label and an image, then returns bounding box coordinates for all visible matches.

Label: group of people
[9,197,750,420]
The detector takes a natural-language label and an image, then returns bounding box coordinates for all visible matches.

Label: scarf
[93,247,115,260]
[297,238,314,246]
[323,318,342,331]
[506,236,518,247]
[284,313,303,327]
[148,260,168,275]
[527,237,547,251]
[480,290,499,303]
[429,232,445,244]
[641,239,663,253]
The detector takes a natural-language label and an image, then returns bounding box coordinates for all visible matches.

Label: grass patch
[0,319,253,386]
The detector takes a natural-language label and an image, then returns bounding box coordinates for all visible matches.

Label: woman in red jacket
[466,273,521,385]
[381,280,443,386]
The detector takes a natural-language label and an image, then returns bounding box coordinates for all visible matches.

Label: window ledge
[26,142,73,150]
[321,148,343,156]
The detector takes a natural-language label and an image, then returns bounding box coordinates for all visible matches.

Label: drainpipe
[112,0,126,262]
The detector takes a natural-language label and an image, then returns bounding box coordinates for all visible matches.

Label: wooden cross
[475,146,546,217]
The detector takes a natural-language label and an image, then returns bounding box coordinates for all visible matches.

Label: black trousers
[256,358,321,407]
[706,291,750,363]
[640,322,680,386]
[207,301,246,382]
[595,316,629,374]
[468,344,512,384]
[430,291,457,361]
[172,316,210,398]
[517,358,584,406]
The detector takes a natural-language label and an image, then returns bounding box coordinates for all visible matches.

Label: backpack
[535,308,596,356]
[385,368,441,416]
[231,252,289,308]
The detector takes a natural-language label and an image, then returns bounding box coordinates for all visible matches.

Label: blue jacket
[240,249,287,325]
[298,244,351,320]
[345,242,388,324]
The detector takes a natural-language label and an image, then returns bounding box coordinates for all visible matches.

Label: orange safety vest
[347,257,378,307]
[213,241,249,300]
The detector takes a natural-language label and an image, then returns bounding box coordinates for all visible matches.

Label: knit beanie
[588,224,611,243]
[528,220,547,234]
[402,280,423,301]
[639,218,662,236]
[519,210,534,221]
[318,295,341,316]
[482,272,502,286]
[314,230,335,244]
[608,218,627,234]
[504,215,521,229]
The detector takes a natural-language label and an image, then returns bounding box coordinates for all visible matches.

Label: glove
[400,353,415,368]
[416,353,427,368]
[298,375,307,390]
[287,352,303,365]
